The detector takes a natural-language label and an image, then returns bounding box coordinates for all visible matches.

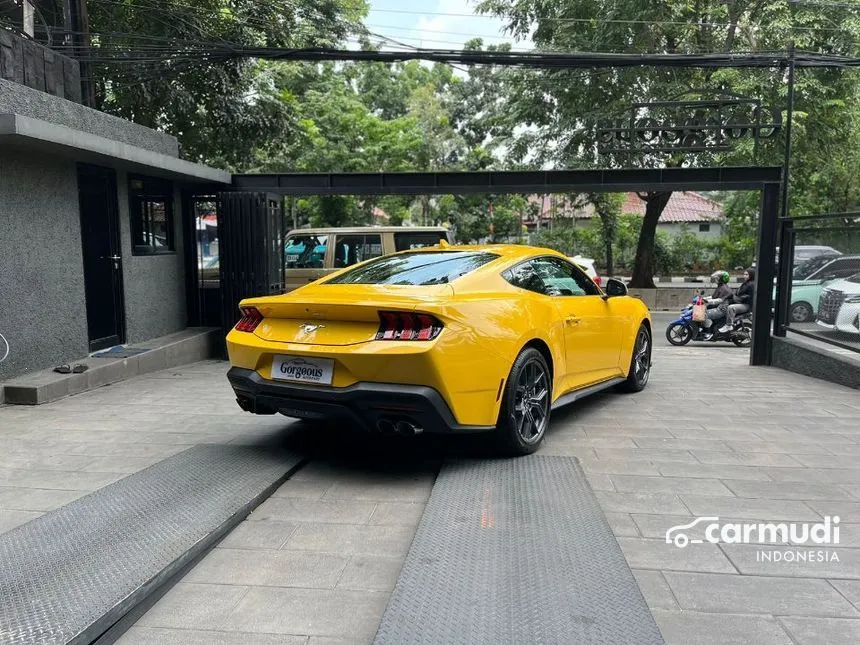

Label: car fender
[479,328,559,424]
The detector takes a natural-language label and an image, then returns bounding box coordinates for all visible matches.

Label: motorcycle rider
[701,270,733,334]
[710,270,733,300]
[718,267,755,333]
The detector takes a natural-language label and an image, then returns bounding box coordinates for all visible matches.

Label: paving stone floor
[1,336,859,645]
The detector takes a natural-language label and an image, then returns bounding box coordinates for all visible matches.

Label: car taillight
[235,306,263,332]
[376,311,443,341]
[594,275,602,286]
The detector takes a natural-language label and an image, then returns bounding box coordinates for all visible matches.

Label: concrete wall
[0,149,89,379]
[772,336,860,390]
[117,171,188,343]
[0,78,179,157]
[628,287,702,312]
[658,221,723,240]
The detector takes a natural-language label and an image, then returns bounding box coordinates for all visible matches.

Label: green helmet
[711,270,730,285]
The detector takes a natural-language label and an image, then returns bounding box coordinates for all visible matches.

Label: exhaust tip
[377,418,396,434]
[396,420,423,436]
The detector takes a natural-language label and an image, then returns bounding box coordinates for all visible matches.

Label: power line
[74,43,860,68]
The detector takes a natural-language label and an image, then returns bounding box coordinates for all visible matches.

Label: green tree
[477,0,860,285]
[88,0,368,168]
[573,193,624,275]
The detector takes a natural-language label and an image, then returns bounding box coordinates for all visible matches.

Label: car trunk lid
[248,284,453,346]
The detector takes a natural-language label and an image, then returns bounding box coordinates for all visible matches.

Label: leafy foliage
[88,0,368,168]
[476,0,860,283]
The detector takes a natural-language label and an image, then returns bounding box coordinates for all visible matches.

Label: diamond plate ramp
[373,455,665,645]
[0,444,303,645]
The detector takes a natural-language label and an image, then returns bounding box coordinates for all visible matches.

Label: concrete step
[0,328,222,405]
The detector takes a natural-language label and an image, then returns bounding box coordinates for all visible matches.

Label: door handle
[565,316,581,325]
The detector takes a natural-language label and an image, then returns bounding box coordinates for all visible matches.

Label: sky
[364,0,526,51]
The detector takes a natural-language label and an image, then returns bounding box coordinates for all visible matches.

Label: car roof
[405,243,565,260]
[286,226,448,234]
[815,254,860,261]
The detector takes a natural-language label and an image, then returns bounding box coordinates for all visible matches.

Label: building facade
[0,29,228,380]
[522,191,725,239]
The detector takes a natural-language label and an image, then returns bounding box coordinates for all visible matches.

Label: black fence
[774,212,860,354]
[217,192,285,334]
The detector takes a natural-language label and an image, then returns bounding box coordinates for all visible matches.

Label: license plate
[271,355,334,385]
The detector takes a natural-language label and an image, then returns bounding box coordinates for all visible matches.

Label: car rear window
[394,231,449,251]
[326,251,498,285]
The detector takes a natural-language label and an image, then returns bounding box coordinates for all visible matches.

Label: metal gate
[217,192,285,333]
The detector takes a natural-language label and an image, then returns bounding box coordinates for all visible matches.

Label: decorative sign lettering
[595,97,782,155]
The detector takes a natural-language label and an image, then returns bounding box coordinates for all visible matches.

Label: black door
[78,164,126,351]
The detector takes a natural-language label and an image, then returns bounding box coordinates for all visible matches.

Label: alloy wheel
[512,360,550,444]
[632,328,652,386]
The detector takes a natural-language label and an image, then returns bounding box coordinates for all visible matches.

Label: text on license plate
[271,355,334,385]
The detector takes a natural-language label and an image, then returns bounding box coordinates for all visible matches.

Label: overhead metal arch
[227,166,781,366]
[232,166,781,196]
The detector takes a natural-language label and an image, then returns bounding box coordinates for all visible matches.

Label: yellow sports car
[226,243,652,455]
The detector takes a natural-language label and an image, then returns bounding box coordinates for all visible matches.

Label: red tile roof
[621,192,724,223]
[523,191,723,224]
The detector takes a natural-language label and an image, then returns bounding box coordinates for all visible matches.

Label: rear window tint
[326,251,498,285]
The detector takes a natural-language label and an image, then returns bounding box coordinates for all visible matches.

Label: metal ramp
[373,455,665,645]
[0,444,302,645]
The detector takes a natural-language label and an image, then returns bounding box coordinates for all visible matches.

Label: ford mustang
[226,243,652,455]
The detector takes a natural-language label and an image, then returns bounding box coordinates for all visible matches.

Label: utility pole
[62,0,95,106]
[781,42,796,223]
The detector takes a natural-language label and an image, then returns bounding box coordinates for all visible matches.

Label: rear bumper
[227,367,495,434]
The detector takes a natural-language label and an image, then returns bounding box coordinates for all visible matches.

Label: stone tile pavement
[0,360,290,533]
[2,342,860,644]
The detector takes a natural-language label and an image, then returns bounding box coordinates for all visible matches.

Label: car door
[529,257,620,391]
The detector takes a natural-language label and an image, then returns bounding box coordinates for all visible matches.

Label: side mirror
[604,278,628,298]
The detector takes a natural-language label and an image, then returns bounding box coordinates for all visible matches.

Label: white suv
[570,255,602,287]
[816,273,860,336]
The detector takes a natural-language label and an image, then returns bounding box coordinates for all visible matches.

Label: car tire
[790,301,813,323]
[495,347,552,456]
[618,324,652,393]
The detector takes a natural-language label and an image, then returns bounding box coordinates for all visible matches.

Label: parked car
[792,245,842,265]
[569,255,602,287]
[774,245,842,267]
[816,273,860,335]
[783,255,860,322]
[227,244,651,455]
[283,226,451,292]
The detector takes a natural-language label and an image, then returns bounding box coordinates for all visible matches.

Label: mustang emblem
[299,323,325,334]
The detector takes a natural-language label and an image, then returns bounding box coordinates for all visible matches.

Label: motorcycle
[665,295,752,347]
